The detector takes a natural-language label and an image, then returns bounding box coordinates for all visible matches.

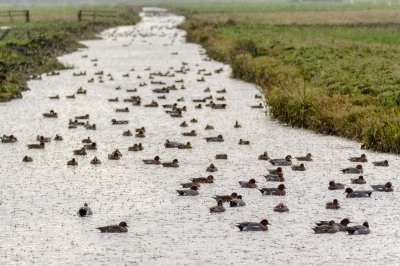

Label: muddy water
[1,11,399,265]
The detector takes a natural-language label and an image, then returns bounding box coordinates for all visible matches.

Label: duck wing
[353,190,373,197]
[371,185,385,191]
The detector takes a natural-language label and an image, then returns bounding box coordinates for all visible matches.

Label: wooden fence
[77,10,116,22]
[0,10,29,23]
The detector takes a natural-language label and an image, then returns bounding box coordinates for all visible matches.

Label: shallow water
[1,11,399,265]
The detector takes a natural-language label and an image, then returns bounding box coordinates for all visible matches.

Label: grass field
[174,1,400,153]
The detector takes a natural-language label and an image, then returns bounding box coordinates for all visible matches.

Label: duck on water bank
[97,222,128,233]
[77,203,93,217]
[236,219,270,231]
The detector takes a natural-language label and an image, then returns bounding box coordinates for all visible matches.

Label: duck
[211,103,226,109]
[341,165,363,174]
[215,154,227,159]
[108,152,121,160]
[347,222,370,235]
[206,163,218,172]
[239,179,258,188]
[372,160,389,166]
[54,134,63,141]
[273,202,289,212]
[49,95,59,99]
[230,195,246,207]
[162,159,179,168]
[234,121,241,128]
[236,219,269,231]
[344,188,373,198]
[144,101,158,107]
[135,130,145,138]
[268,167,283,175]
[75,114,89,120]
[142,156,161,165]
[328,181,345,190]
[84,142,97,150]
[178,142,192,149]
[1,134,17,143]
[312,220,339,234]
[259,184,286,195]
[204,87,210,92]
[181,182,200,188]
[108,97,118,102]
[76,88,86,94]
[291,164,306,171]
[315,218,351,232]
[128,143,143,151]
[213,193,237,203]
[43,110,58,118]
[210,200,226,213]
[180,121,188,127]
[258,152,270,160]
[116,107,129,112]
[86,124,96,130]
[157,95,166,99]
[216,88,226,93]
[176,185,199,196]
[23,156,33,162]
[67,158,78,166]
[97,222,128,233]
[349,154,367,162]
[192,98,206,103]
[195,104,202,109]
[73,148,87,155]
[255,94,262,99]
[264,173,285,182]
[205,135,224,142]
[111,119,128,125]
[238,139,250,145]
[216,96,225,101]
[190,118,198,123]
[270,155,292,166]
[205,124,214,130]
[190,175,214,183]
[82,137,92,143]
[295,153,312,161]
[37,135,51,143]
[251,103,263,109]
[90,156,101,164]
[326,199,340,209]
[123,130,133,136]
[165,139,181,148]
[351,175,366,184]
[135,127,145,132]
[27,142,45,149]
[77,203,93,217]
[66,94,75,99]
[371,182,393,192]
[182,130,197,136]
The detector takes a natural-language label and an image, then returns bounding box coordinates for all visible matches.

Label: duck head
[264,151,268,156]
[328,220,335,226]
[249,178,256,184]
[172,159,179,164]
[186,142,191,145]
[237,195,242,199]
[276,167,283,172]
[340,218,351,226]
[119,222,128,228]
[217,200,223,206]
[154,156,160,161]
[344,188,354,194]
[329,181,336,186]
[190,186,198,191]
[84,203,88,207]
[260,219,270,226]
[278,202,284,207]
[285,155,292,161]
[386,182,393,188]
[306,153,312,157]
[358,176,364,180]
[277,184,286,190]
[356,165,363,169]
[231,192,238,198]
[333,199,339,204]
[207,175,214,180]
[363,221,369,228]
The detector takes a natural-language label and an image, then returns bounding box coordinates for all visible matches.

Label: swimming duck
[37,135,51,143]
[190,118,198,123]
[295,153,313,161]
[128,143,143,151]
[1,134,17,143]
[230,195,246,207]
[349,154,367,162]
[23,156,33,162]
[204,88,210,92]
[258,152,270,160]
[195,104,202,109]
[315,218,351,231]
[328,181,345,190]
[213,193,237,203]
[205,124,214,130]
[206,163,218,172]
[116,107,129,112]
[162,103,177,109]
[123,130,133,136]
[67,158,78,166]
[216,88,226,93]
[43,110,58,118]
[344,188,373,198]
[108,97,118,102]
[236,219,269,231]
[176,185,199,196]
[274,202,289,212]
[371,182,393,192]
[211,103,227,109]
[97,222,128,233]
[182,130,197,136]
[255,94,262,99]
[264,173,285,182]
[86,124,96,130]
[312,220,339,234]
[73,148,86,155]
[178,142,192,149]
[180,121,188,127]
[259,184,286,195]
[181,182,201,188]
[135,127,145,132]
[372,160,389,166]
[210,200,226,213]
[49,95,59,99]
[239,179,258,188]
[158,95,166,99]
[351,176,366,184]
[111,119,129,125]
[270,155,292,166]
[108,153,121,160]
[268,167,283,175]
[234,121,241,128]
[162,159,179,168]
[165,139,181,148]
[142,156,161,165]
[347,222,370,235]
[205,135,224,142]
[54,134,63,141]
[144,101,158,107]
[76,88,86,94]
[82,137,92,143]
[291,164,306,171]
[215,154,227,159]
[177,97,184,102]
[84,142,97,150]
[238,139,250,145]
[190,175,214,183]
[341,165,363,174]
[326,199,340,209]
[66,94,75,99]
[251,103,263,109]
[27,142,45,149]
[75,114,89,120]
[90,156,101,164]
[77,203,93,217]
[216,96,225,101]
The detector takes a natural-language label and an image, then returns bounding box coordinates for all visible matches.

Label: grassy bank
[174,3,400,153]
[0,5,140,102]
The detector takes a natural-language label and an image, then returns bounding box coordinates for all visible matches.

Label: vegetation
[175,2,400,153]
[0,5,140,102]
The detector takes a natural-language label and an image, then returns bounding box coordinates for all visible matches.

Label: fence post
[24,10,29,23]
[77,10,82,21]
[9,11,14,23]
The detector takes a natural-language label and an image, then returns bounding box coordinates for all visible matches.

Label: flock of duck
[1,16,394,236]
